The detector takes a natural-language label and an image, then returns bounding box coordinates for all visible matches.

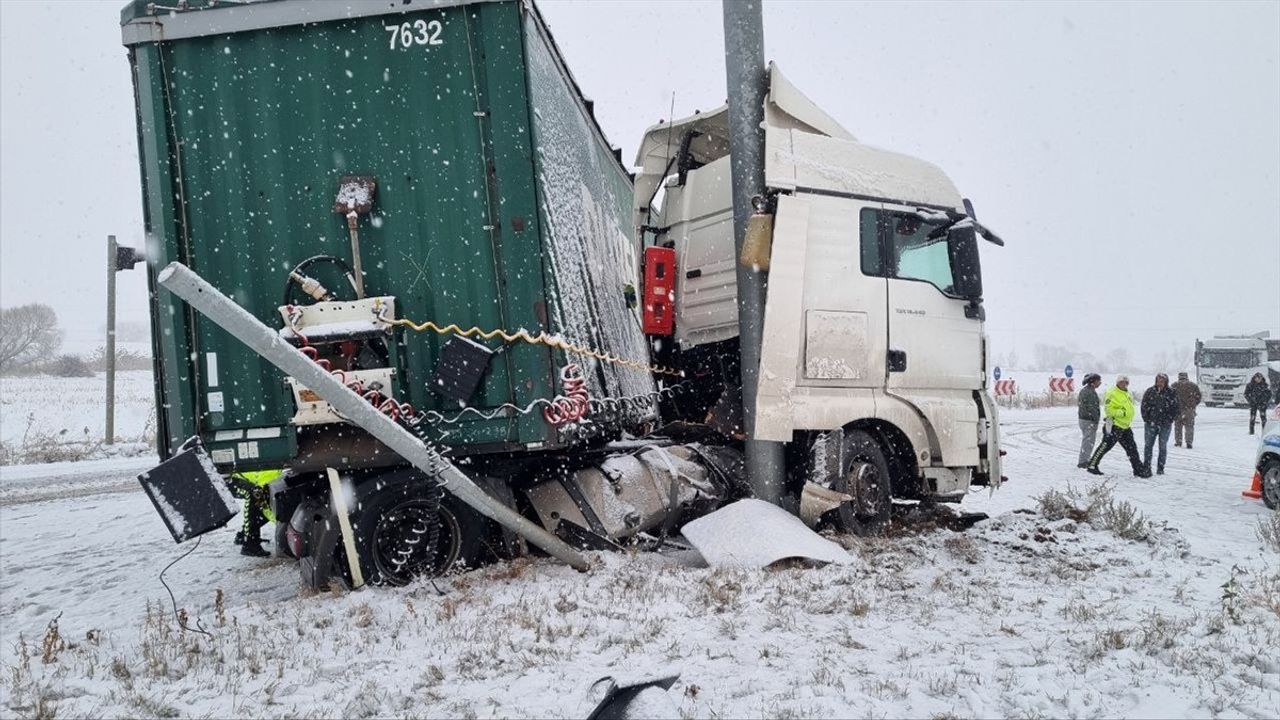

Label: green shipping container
[122,0,655,471]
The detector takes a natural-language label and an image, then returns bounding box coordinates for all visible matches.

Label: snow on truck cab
[634,64,1004,507]
[123,0,1004,588]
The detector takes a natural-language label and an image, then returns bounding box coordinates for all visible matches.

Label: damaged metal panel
[523,14,658,412]
[526,445,740,542]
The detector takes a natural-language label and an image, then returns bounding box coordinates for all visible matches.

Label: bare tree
[1104,347,1132,374]
[1033,342,1075,371]
[1151,343,1195,376]
[0,304,63,373]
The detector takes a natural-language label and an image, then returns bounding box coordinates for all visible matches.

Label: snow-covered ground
[1,407,1277,718]
[0,370,155,463]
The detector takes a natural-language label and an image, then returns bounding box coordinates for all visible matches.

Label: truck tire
[833,430,893,536]
[350,480,443,587]
[1261,458,1280,511]
[433,495,489,574]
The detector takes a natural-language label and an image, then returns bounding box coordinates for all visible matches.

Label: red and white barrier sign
[994,379,1017,396]
[1048,377,1075,393]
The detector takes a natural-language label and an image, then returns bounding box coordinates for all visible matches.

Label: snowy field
[0,370,156,463]
[1,407,1277,718]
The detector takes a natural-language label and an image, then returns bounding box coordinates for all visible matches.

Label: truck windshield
[1198,350,1257,368]
[860,208,983,300]
[887,213,958,296]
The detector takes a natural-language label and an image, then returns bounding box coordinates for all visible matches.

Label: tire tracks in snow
[1001,417,1245,480]
[0,478,140,508]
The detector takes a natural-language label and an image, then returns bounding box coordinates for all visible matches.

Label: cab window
[859,208,882,276]
[861,208,957,296]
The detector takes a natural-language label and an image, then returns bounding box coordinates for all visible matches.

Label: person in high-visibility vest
[228,469,282,557]
[1086,375,1150,478]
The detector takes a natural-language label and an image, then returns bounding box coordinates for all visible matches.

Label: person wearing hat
[1245,372,1271,435]
[1076,373,1103,468]
[1140,373,1179,475]
[1171,371,1201,449]
[1086,375,1150,477]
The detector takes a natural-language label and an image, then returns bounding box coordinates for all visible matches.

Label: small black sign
[138,443,238,544]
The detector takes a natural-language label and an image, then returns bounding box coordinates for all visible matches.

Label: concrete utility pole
[722,0,785,505]
[105,235,118,445]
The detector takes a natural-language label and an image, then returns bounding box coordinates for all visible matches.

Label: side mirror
[947,226,983,301]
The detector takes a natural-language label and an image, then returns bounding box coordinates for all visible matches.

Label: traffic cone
[1242,471,1263,500]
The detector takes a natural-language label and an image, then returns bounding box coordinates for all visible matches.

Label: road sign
[994,379,1016,396]
[1064,364,1074,379]
[994,366,1002,380]
[1049,377,1075,392]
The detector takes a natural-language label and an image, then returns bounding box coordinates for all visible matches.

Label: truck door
[796,195,888,388]
[877,202,983,391]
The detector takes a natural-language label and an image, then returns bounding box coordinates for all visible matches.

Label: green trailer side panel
[130,45,198,457]
[464,8,560,447]
[523,17,657,408]
[126,0,648,465]
[162,6,510,435]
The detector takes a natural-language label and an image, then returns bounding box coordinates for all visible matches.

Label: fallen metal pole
[723,0,785,505]
[157,261,590,572]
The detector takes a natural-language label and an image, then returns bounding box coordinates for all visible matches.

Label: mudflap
[298,510,342,590]
[473,475,527,561]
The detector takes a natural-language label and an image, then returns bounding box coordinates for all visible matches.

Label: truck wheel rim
[433,507,463,574]
[372,500,438,585]
[844,461,882,517]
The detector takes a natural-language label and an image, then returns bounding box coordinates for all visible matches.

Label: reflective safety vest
[231,469,284,522]
[236,469,284,487]
[1103,387,1136,429]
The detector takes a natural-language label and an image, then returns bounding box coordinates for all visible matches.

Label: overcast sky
[2,0,1278,368]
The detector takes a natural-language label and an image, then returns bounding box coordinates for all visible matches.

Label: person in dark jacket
[1245,372,1270,435]
[1141,373,1179,475]
[1172,371,1201,448]
[1077,373,1102,468]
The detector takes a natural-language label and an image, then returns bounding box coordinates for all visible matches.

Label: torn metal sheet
[680,498,854,568]
[799,481,853,528]
[587,674,680,720]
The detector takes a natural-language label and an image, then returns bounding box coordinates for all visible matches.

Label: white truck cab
[634,65,1002,520]
[1196,333,1280,407]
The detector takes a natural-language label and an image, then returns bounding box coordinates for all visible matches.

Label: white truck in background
[633,65,1004,531]
[1196,332,1280,407]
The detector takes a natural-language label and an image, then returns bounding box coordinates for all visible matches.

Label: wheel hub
[843,461,882,517]
[372,501,440,585]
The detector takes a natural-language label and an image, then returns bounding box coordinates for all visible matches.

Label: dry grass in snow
[5,498,1278,720]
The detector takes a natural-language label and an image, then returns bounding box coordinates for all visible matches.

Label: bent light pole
[157,261,590,572]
